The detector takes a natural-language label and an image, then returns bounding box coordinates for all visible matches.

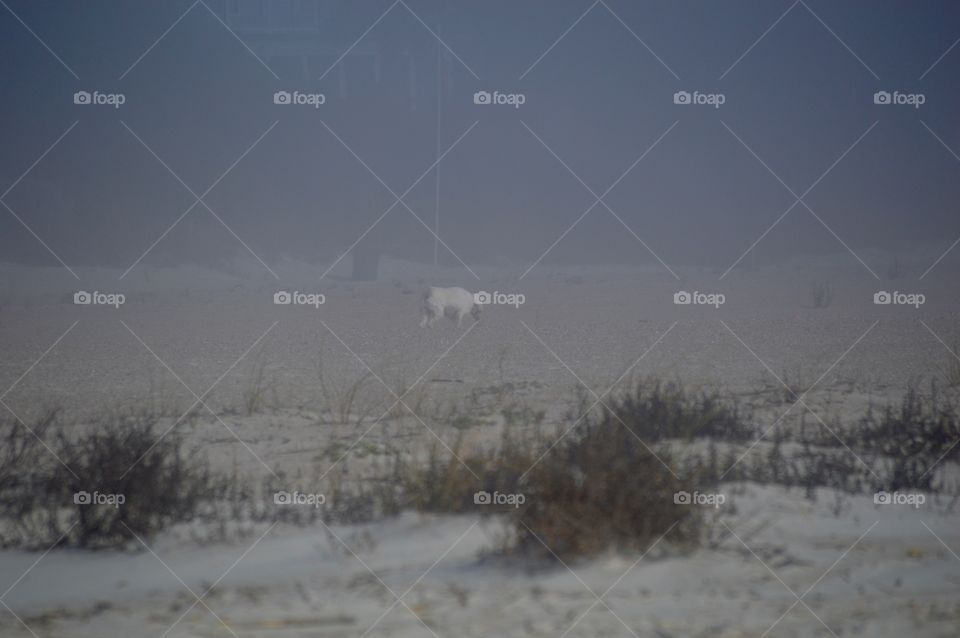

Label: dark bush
[594,378,753,443]
[403,383,711,559]
[52,414,222,548]
[515,411,701,559]
[852,385,959,462]
[0,412,223,549]
[0,410,60,528]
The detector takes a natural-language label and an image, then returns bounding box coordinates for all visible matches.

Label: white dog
[420,286,481,328]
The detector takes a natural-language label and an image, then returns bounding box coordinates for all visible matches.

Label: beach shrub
[0,412,222,549]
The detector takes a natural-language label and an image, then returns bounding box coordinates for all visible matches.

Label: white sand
[2,486,958,637]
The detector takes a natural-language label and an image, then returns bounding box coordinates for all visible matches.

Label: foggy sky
[1,0,958,273]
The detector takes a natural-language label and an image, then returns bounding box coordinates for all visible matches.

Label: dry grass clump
[241,354,279,415]
[845,384,960,491]
[315,340,377,426]
[398,431,527,514]
[0,410,59,529]
[946,345,960,388]
[0,411,224,549]
[8,375,955,558]
[725,383,960,495]
[399,378,960,559]
[850,385,959,460]
[593,378,753,442]
[513,414,700,559]
[401,381,721,559]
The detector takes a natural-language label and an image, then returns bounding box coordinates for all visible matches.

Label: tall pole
[433,22,442,266]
